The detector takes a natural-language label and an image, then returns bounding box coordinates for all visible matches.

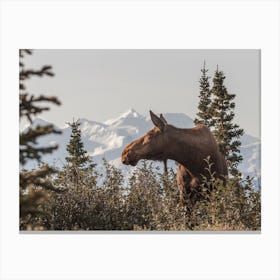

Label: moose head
[121,110,170,166]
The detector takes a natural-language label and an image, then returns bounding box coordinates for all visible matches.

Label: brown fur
[176,164,200,206]
[121,111,228,205]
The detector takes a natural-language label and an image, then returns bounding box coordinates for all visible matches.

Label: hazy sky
[23,49,260,137]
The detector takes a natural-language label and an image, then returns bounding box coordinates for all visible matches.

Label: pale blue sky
[23,49,260,137]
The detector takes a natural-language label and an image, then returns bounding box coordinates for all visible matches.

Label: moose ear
[160,113,168,125]
[150,110,165,131]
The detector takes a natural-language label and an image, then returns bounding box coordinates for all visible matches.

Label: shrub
[37,159,261,231]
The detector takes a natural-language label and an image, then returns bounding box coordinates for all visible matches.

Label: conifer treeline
[19,51,260,231]
[194,63,244,176]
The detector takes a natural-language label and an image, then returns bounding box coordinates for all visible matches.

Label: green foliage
[189,165,261,230]
[19,49,61,230]
[210,68,244,176]
[57,120,97,188]
[126,161,176,230]
[20,123,61,165]
[194,61,213,127]
[45,160,125,230]
[65,120,93,170]
[33,160,260,231]
[193,64,259,230]
[139,164,189,231]
[95,159,125,230]
[195,63,244,176]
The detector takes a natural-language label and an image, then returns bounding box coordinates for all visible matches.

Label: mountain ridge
[20,109,261,185]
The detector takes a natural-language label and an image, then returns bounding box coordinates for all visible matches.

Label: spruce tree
[19,49,61,229]
[62,120,96,186]
[194,61,213,127]
[210,67,244,176]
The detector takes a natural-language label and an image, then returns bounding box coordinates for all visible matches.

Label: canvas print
[19,49,261,231]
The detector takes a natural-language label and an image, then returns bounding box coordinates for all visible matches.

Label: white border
[0,1,279,279]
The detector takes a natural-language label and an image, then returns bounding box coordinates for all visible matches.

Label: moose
[121,110,228,205]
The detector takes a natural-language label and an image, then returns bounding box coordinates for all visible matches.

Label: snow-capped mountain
[20,109,261,186]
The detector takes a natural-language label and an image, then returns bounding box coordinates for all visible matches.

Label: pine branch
[20,65,54,81]
[20,94,61,123]
[20,124,61,165]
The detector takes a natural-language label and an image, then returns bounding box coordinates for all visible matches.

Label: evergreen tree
[210,67,244,176]
[19,49,61,229]
[62,120,96,186]
[194,61,213,127]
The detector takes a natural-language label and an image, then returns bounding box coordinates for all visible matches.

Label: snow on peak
[121,108,141,118]
[105,108,144,126]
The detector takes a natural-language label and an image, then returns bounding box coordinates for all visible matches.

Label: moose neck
[164,126,205,172]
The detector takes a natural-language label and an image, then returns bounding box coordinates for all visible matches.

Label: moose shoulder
[121,110,228,203]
